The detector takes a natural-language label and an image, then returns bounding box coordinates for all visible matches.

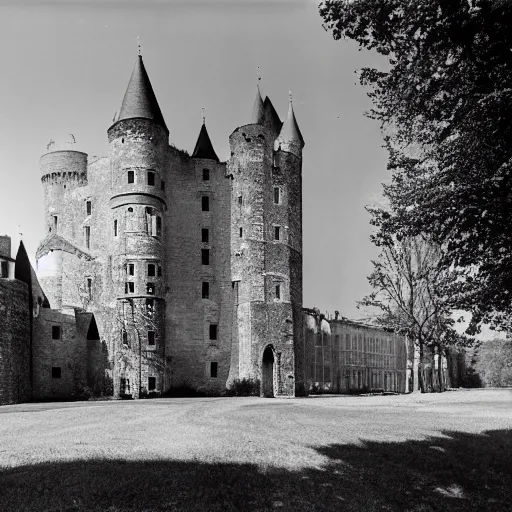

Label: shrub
[224,378,261,397]
[162,382,206,398]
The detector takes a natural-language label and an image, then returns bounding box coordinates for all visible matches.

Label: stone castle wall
[0,279,31,405]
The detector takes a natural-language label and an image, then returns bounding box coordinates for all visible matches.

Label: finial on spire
[137,36,141,56]
[257,66,261,83]
[201,107,205,126]
[289,90,293,104]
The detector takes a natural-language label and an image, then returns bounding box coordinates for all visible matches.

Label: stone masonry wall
[0,279,31,405]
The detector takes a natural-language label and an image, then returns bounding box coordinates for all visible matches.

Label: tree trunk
[431,345,438,392]
[437,347,445,393]
[419,342,426,393]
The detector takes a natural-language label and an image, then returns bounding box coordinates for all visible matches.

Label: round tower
[228,88,304,397]
[107,54,168,399]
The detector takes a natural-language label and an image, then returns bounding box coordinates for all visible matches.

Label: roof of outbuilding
[191,123,219,162]
[115,55,168,133]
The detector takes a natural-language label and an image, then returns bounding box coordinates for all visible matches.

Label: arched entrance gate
[261,345,275,398]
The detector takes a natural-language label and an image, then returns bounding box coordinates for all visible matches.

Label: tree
[358,235,472,392]
[319,0,512,335]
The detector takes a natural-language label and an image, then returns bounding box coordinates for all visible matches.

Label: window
[125,282,134,294]
[202,281,210,299]
[0,261,8,278]
[128,170,134,184]
[127,207,133,213]
[52,325,61,340]
[238,195,243,206]
[210,362,218,378]
[127,263,134,276]
[202,249,210,265]
[147,263,156,277]
[122,329,128,345]
[146,298,154,315]
[274,226,280,241]
[86,200,92,216]
[52,367,61,379]
[86,278,92,299]
[147,282,155,295]
[114,219,118,237]
[275,284,281,300]
[202,196,209,211]
[209,324,218,340]
[203,168,210,181]
[53,215,58,233]
[156,216,162,237]
[232,281,239,305]
[239,227,243,238]
[202,228,209,243]
[274,187,280,204]
[161,180,165,191]
[147,171,155,186]
[157,265,162,277]
[148,376,156,391]
[148,330,155,346]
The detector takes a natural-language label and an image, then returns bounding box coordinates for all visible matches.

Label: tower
[107,55,168,398]
[228,86,305,397]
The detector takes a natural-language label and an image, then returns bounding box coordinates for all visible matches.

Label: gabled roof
[251,85,265,124]
[115,55,168,133]
[277,95,304,146]
[191,123,219,162]
[35,233,94,261]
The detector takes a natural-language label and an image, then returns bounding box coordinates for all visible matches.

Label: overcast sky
[0,0,391,320]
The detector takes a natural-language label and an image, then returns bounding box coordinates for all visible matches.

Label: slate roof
[191,123,219,162]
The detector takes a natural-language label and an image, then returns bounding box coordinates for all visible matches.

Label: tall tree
[359,235,471,392]
[320,0,512,335]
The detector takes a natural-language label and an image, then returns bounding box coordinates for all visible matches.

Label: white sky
[0,0,391,319]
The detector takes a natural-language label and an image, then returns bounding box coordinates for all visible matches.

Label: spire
[262,96,282,136]
[192,121,219,162]
[251,84,265,124]
[277,91,304,146]
[115,55,168,133]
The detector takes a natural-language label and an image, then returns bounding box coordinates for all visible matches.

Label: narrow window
[147,171,155,186]
[148,376,156,391]
[148,330,155,346]
[161,180,165,191]
[86,278,92,299]
[238,195,243,206]
[274,187,280,204]
[239,227,243,238]
[0,261,8,278]
[127,263,134,276]
[203,168,210,181]
[209,324,218,340]
[147,263,156,277]
[210,362,218,378]
[146,298,154,315]
[125,282,134,294]
[156,216,162,237]
[157,265,162,277]
[114,220,118,237]
[53,215,58,233]
[274,226,280,241]
[202,228,209,243]
[52,325,61,340]
[275,284,281,300]
[201,249,210,265]
[232,281,239,305]
[84,225,90,248]
[122,329,128,345]
[86,200,92,216]
[202,281,210,299]
[52,367,61,379]
[127,170,134,184]
[202,196,209,211]
[147,282,155,295]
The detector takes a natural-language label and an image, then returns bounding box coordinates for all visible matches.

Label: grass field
[1,389,512,511]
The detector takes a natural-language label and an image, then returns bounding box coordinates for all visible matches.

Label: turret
[274,93,304,158]
[107,54,168,399]
[191,119,219,162]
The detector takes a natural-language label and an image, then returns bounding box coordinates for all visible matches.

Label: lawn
[1,389,512,511]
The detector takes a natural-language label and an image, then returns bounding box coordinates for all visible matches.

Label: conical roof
[262,96,282,135]
[251,85,265,124]
[116,55,168,133]
[278,94,304,146]
[192,123,219,161]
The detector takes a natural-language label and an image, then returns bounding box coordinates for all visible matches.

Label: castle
[0,55,411,405]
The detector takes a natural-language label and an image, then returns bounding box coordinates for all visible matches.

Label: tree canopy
[319,0,512,334]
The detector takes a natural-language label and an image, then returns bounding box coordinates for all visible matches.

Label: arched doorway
[262,346,275,398]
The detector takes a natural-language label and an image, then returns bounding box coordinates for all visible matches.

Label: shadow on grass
[1,429,511,511]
